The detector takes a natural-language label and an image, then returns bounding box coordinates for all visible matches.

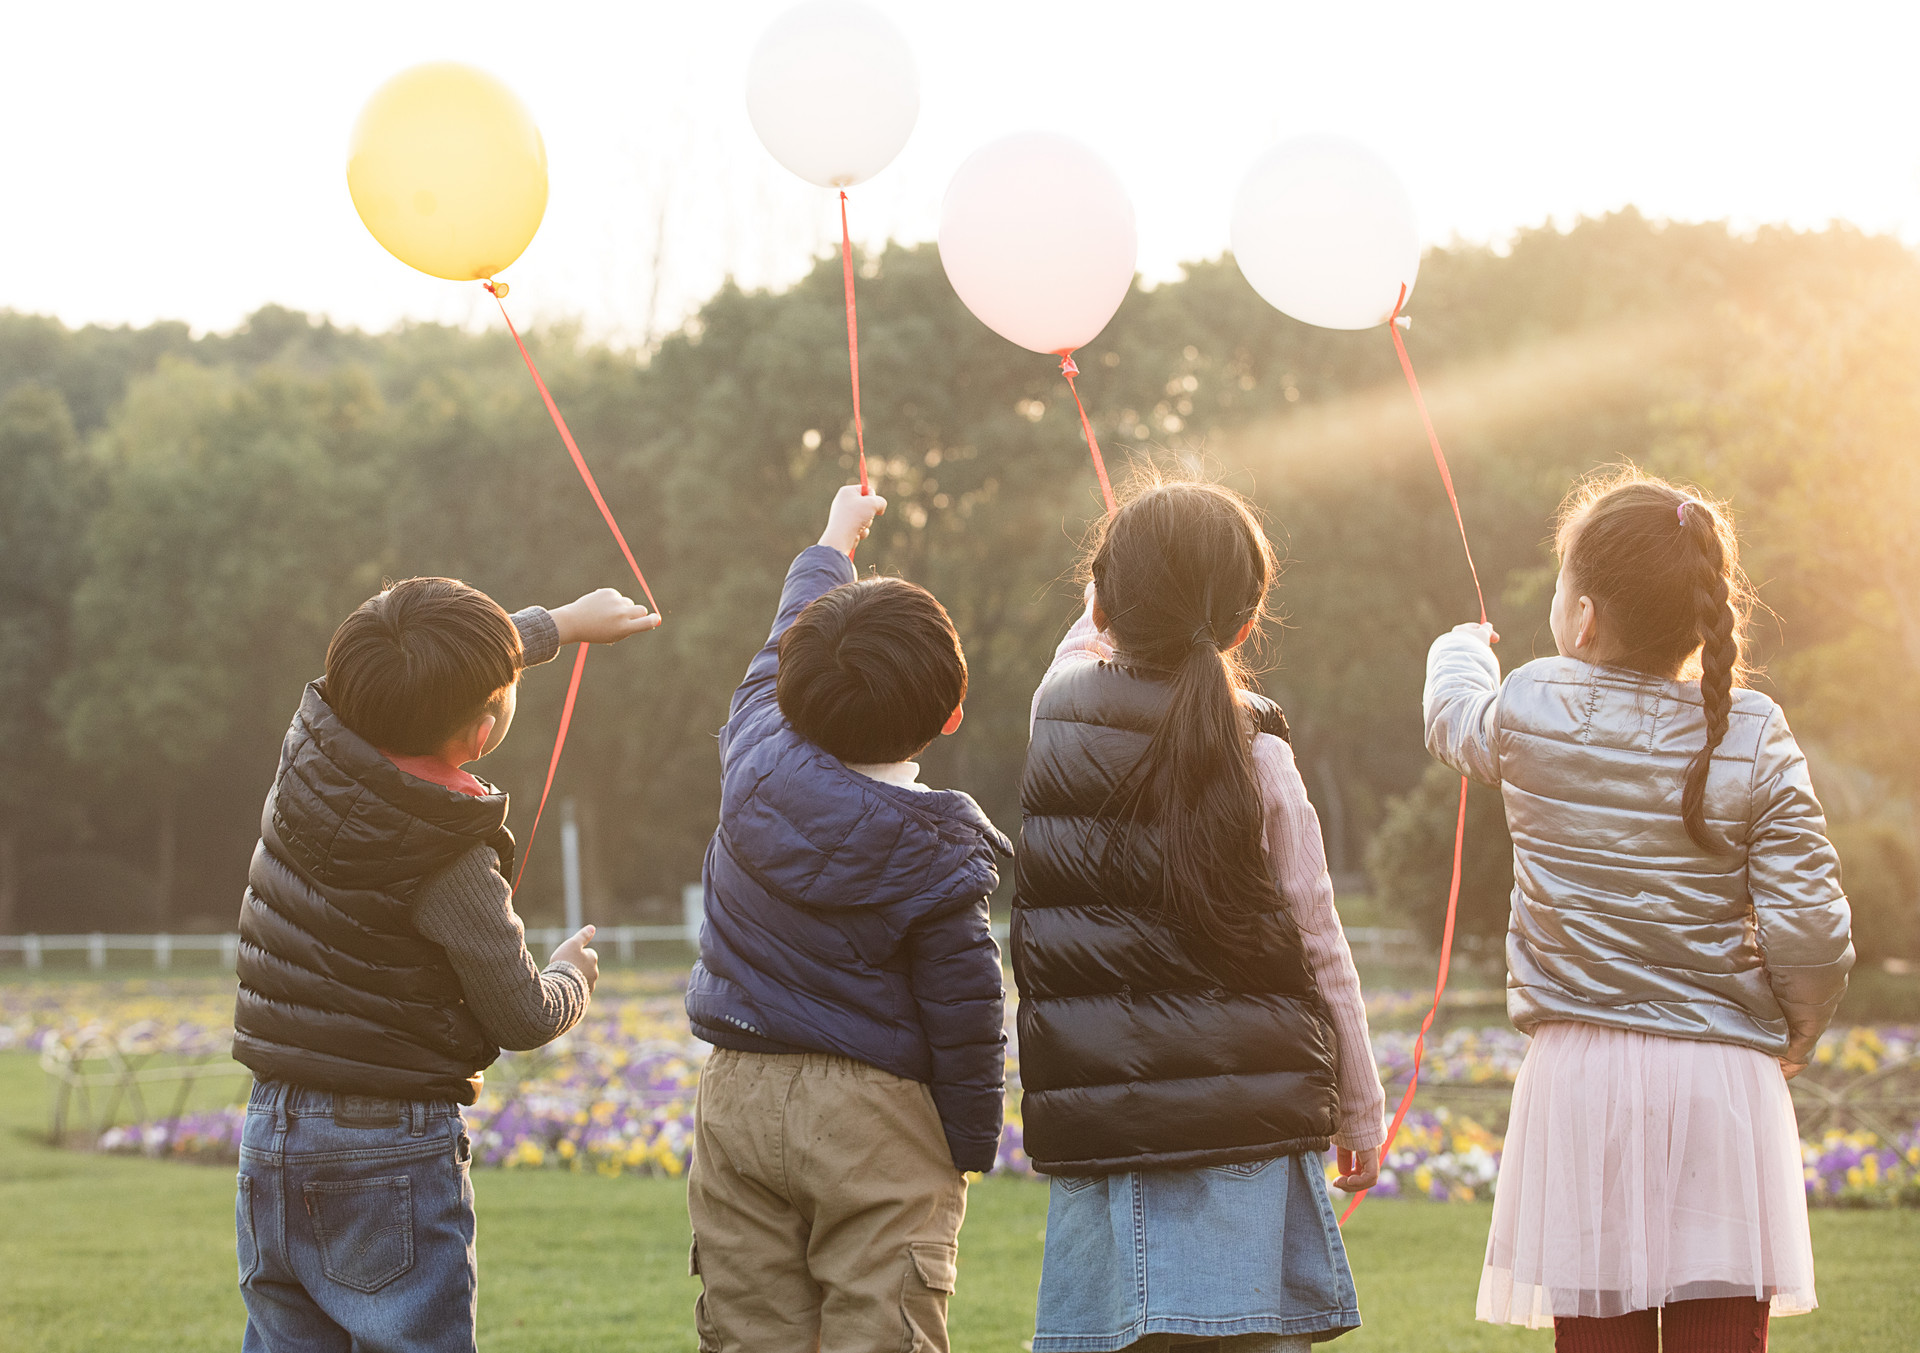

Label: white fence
[0,932,242,971]
[0,924,1432,971]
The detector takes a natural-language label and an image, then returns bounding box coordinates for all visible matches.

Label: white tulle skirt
[1477,1021,1816,1328]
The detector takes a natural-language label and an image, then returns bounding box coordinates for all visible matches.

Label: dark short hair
[325,577,523,755]
[777,578,967,764]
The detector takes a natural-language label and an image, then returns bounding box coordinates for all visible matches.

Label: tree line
[0,210,1914,963]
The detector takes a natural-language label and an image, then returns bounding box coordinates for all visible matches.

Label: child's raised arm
[1029,581,1114,733]
[1423,622,1502,785]
[726,485,887,731]
[548,588,660,644]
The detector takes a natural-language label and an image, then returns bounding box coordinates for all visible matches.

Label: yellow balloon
[347,63,548,282]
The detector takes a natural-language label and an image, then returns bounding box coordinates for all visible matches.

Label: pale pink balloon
[746,0,918,189]
[938,132,1137,356]
[1231,135,1420,330]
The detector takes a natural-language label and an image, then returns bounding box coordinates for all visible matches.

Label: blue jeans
[236,1081,476,1353]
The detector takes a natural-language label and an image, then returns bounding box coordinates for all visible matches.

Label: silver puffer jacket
[1424,628,1853,1064]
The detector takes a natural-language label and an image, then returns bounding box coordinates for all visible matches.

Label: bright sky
[7,1,1917,343]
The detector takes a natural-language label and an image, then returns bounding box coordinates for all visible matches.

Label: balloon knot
[1394,314,1411,331]
[1058,354,1080,379]
[483,280,508,298]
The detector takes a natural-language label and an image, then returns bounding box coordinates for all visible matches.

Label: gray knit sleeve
[413,845,589,1051]
[511,607,562,668]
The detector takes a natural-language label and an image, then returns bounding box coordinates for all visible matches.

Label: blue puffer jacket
[685,546,1012,1171]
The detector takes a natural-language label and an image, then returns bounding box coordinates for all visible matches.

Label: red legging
[1554,1298,1770,1352]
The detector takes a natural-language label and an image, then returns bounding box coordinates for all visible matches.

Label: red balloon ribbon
[836,192,874,562]
[839,191,871,502]
[483,281,660,896]
[1058,353,1117,516]
[511,642,588,895]
[483,283,660,614]
[1386,285,1486,625]
[1339,283,1485,1226]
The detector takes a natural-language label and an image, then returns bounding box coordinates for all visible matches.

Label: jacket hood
[719,718,1012,914]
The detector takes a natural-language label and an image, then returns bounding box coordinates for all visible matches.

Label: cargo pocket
[305,1176,415,1293]
[235,1175,259,1282]
[899,1242,957,1351]
[689,1241,721,1352]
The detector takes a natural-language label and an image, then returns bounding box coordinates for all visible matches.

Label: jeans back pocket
[304,1176,415,1293]
[236,1175,259,1282]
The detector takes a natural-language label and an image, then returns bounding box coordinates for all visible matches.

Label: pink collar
[381,750,491,799]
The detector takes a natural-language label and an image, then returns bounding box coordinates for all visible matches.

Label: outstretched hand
[549,925,599,993]
[1452,620,1501,646]
[818,484,887,555]
[552,589,660,645]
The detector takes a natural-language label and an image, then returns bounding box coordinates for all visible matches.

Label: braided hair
[1556,468,1752,853]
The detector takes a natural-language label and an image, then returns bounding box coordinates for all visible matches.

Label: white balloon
[1230,135,1420,330]
[745,0,919,189]
[938,132,1137,356]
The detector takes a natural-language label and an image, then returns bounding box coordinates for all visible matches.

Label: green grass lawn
[2,1051,1915,1351]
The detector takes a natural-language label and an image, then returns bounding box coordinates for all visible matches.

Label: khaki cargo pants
[688,1048,968,1353]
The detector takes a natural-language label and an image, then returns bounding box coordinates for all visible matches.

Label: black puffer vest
[1012,659,1339,1174]
[232,682,513,1105]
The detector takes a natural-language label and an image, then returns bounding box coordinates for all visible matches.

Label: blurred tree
[1662,237,1920,796]
[0,216,1913,932]
[1365,762,1515,948]
[1828,822,1920,966]
[0,385,91,933]
[55,361,388,927]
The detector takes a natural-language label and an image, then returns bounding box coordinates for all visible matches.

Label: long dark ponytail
[1557,468,1752,852]
[1086,478,1282,954]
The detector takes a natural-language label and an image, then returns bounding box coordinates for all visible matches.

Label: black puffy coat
[231,683,511,1104]
[1012,659,1339,1174]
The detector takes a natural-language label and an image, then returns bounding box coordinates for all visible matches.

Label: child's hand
[1451,621,1500,646]
[549,924,600,992]
[1332,1146,1380,1193]
[1779,1058,1808,1081]
[818,484,887,555]
[552,589,660,645]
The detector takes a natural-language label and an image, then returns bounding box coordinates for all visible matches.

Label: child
[1014,479,1386,1353]
[684,485,1010,1353]
[1424,469,1853,1352]
[232,576,657,1352]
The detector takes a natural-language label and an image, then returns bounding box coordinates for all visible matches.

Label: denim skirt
[1033,1152,1360,1351]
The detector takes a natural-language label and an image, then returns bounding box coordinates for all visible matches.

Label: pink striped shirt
[1032,605,1387,1152]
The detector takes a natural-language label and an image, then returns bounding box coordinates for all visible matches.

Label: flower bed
[10,979,1917,1205]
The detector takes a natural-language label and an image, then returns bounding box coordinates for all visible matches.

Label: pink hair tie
[1677,500,1691,525]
